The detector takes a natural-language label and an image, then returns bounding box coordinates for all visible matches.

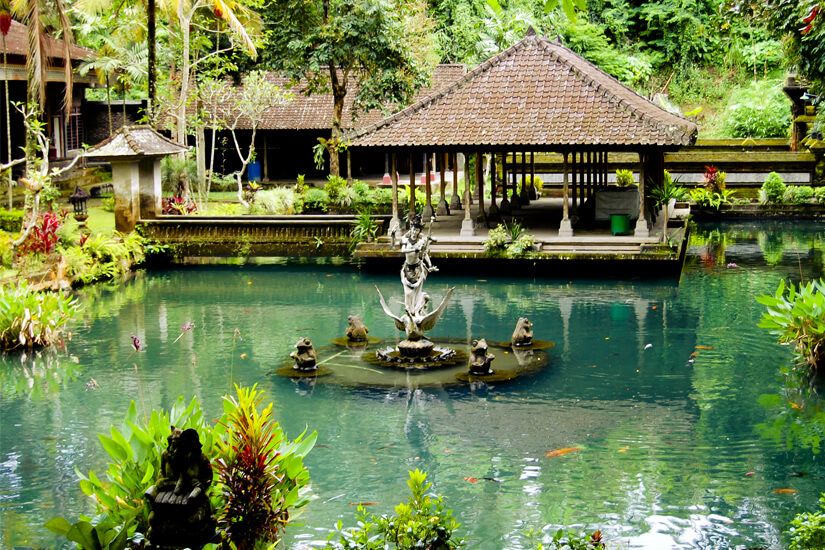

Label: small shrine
[84,126,188,232]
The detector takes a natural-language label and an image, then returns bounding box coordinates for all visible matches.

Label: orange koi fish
[546,447,581,457]
[774,488,798,494]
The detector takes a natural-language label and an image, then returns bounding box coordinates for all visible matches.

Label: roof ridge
[535,37,694,143]
[347,39,529,141]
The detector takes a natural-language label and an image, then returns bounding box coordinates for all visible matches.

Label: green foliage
[216,384,316,549]
[615,169,634,187]
[761,172,787,204]
[562,20,653,85]
[757,278,825,369]
[484,221,536,258]
[0,208,24,232]
[524,527,607,549]
[650,170,688,207]
[783,185,815,205]
[249,187,300,215]
[719,80,792,138]
[815,186,825,205]
[0,233,13,268]
[788,494,825,550]
[74,397,219,535]
[742,39,784,72]
[762,0,825,88]
[303,187,329,211]
[525,174,543,193]
[61,232,146,285]
[325,469,464,550]
[325,175,349,208]
[45,515,132,550]
[161,154,198,194]
[0,282,79,350]
[702,165,726,193]
[102,197,115,212]
[350,210,381,252]
[690,188,736,210]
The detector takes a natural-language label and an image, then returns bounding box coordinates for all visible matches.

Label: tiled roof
[348,34,698,149]
[85,125,188,158]
[2,20,95,62]
[206,64,467,131]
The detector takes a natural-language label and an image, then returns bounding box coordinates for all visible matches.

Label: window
[66,105,83,151]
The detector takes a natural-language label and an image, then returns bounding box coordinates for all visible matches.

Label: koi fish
[695,346,715,350]
[774,488,798,494]
[790,402,803,410]
[546,447,581,457]
[348,501,378,506]
[464,477,478,483]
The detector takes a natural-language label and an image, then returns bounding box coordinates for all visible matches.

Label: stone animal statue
[144,426,215,547]
[511,317,533,347]
[291,337,318,371]
[346,315,369,342]
[468,339,495,375]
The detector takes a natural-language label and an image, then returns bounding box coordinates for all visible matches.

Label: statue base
[398,338,435,357]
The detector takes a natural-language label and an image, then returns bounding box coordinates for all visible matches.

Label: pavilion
[346,29,698,243]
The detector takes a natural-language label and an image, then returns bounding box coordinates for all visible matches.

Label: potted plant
[615,169,636,188]
[650,170,688,221]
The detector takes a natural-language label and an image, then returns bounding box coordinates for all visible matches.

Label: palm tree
[1,0,12,209]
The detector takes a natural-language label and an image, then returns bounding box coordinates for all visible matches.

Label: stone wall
[85,100,148,147]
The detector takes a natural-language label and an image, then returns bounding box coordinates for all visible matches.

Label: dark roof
[84,125,188,158]
[348,34,698,149]
[208,64,467,131]
[2,20,95,62]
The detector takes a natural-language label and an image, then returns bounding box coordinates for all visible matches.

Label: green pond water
[4,221,825,549]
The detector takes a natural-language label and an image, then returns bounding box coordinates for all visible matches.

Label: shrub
[0,232,13,267]
[61,231,146,285]
[18,210,65,256]
[757,278,825,369]
[525,175,543,193]
[216,384,316,550]
[719,80,792,138]
[815,187,825,205]
[0,208,23,232]
[325,175,348,205]
[303,188,329,211]
[615,169,634,187]
[373,187,393,208]
[783,185,815,204]
[788,493,825,550]
[702,165,727,193]
[484,221,536,258]
[324,469,464,550]
[102,196,115,212]
[0,281,79,350]
[761,172,786,204]
[350,210,380,251]
[690,188,736,210]
[253,187,298,215]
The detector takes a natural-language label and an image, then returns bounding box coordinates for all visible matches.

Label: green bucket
[610,214,631,236]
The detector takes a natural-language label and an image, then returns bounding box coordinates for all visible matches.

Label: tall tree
[261,0,433,177]
[761,0,824,88]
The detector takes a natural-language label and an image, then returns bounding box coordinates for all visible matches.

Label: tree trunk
[147,0,156,123]
[328,64,346,178]
[3,33,11,210]
[196,123,206,210]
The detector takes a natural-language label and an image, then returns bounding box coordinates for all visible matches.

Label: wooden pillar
[530,151,536,199]
[423,152,434,221]
[409,152,416,221]
[634,151,649,238]
[559,151,573,237]
[571,151,578,210]
[519,151,530,204]
[436,151,449,216]
[450,152,461,211]
[488,152,500,221]
[587,150,592,201]
[499,152,511,215]
[391,153,400,230]
[262,134,269,181]
[510,151,521,209]
[346,149,352,183]
[461,152,475,236]
[475,151,486,225]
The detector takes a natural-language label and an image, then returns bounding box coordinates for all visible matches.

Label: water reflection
[3,222,825,549]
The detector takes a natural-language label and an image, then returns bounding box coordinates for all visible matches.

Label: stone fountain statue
[346,315,369,342]
[468,339,495,375]
[511,318,534,347]
[144,427,215,548]
[291,337,318,371]
[376,214,455,361]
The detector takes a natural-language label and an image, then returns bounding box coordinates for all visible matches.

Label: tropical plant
[524,527,607,549]
[702,165,727,193]
[215,384,316,550]
[719,80,792,139]
[782,185,815,205]
[0,281,79,350]
[251,187,299,215]
[61,231,146,285]
[16,210,64,256]
[615,169,634,187]
[0,208,23,231]
[649,170,688,219]
[349,210,380,251]
[815,186,825,205]
[45,515,133,550]
[483,221,536,258]
[324,469,464,550]
[757,278,825,369]
[788,493,825,550]
[690,188,736,210]
[760,171,786,204]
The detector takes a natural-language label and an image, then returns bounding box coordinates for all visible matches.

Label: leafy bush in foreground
[757,278,825,370]
[0,282,79,350]
[761,172,786,204]
[788,493,825,550]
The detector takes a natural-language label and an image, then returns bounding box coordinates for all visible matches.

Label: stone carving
[144,427,215,547]
[376,214,454,358]
[511,317,533,347]
[468,339,495,375]
[346,315,369,342]
[291,337,318,371]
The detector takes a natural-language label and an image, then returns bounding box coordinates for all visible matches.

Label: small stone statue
[346,315,369,342]
[511,317,533,347]
[468,339,495,375]
[144,426,215,548]
[291,337,318,371]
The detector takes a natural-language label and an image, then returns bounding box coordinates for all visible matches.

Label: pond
[3,220,825,550]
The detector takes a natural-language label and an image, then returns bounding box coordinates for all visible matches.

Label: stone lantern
[68,185,90,221]
[83,126,188,232]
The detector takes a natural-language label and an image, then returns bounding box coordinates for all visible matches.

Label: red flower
[0,11,11,36]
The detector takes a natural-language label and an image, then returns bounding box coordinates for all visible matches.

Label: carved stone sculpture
[346,315,369,342]
[468,339,495,375]
[511,317,533,347]
[291,337,318,371]
[144,427,215,548]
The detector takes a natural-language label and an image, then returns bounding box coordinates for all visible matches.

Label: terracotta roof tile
[347,35,696,149]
